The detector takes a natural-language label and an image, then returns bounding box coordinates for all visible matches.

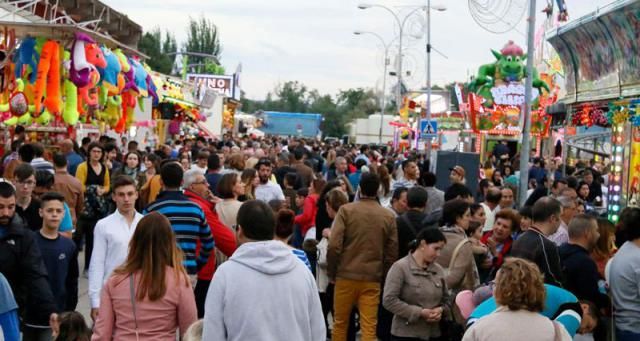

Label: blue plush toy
[129,57,149,97]
[14,36,39,83]
[97,46,121,95]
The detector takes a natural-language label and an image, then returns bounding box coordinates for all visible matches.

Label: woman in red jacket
[481,208,521,281]
[295,178,326,238]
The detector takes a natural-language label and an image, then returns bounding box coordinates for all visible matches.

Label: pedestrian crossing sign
[420,119,438,140]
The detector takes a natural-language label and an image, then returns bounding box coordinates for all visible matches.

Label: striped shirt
[145,191,214,274]
[31,158,55,174]
[291,249,311,271]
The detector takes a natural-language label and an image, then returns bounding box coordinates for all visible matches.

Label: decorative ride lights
[608,122,625,223]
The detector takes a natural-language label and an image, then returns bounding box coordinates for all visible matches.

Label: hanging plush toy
[98,47,121,96]
[0,79,30,116]
[62,79,79,125]
[113,49,129,93]
[14,36,38,84]
[129,57,148,97]
[33,40,62,115]
[0,27,16,92]
[104,95,122,128]
[35,109,52,125]
[70,32,95,87]
[77,43,106,112]
[61,51,80,126]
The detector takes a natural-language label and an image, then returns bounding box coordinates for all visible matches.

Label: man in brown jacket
[292,147,314,188]
[52,153,84,226]
[327,172,398,341]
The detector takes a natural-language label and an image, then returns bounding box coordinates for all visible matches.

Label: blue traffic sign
[420,119,438,139]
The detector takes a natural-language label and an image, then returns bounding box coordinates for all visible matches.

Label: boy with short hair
[35,192,79,313]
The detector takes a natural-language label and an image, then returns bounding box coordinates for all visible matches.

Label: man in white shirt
[548,195,577,246]
[190,150,209,174]
[481,187,502,232]
[88,175,143,322]
[254,158,285,203]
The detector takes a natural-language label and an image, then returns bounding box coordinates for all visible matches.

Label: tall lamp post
[519,0,537,207]
[424,0,447,160]
[354,31,390,144]
[358,4,427,115]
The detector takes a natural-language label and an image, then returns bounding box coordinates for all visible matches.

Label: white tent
[411,93,448,113]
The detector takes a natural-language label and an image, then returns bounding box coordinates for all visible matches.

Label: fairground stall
[466,40,558,163]
[547,0,640,222]
[0,21,153,155]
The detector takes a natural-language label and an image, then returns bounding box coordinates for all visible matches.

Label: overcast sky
[105,0,610,100]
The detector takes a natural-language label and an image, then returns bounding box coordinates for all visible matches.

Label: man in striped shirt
[145,162,214,283]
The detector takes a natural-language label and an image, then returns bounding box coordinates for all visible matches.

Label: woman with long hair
[437,199,479,294]
[315,180,345,241]
[225,153,245,174]
[463,258,571,340]
[239,168,259,201]
[383,228,450,340]
[112,152,145,189]
[591,217,616,278]
[294,178,325,240]
[377,164,392,207]
[215,173,245,229]
[75,142,110,272]
[139,153,161,207]
[92,212,197,340]
[578,182,591,203]
[337,175,355,201]
[491,170,503,187]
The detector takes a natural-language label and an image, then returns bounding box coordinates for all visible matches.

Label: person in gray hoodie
[203,200,326,341]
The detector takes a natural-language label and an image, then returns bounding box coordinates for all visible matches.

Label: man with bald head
[59,139,83,176]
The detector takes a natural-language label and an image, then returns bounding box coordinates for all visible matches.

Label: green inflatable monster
[468,41,550,108]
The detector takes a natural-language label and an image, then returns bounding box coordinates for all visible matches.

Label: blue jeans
[616,328,640,341]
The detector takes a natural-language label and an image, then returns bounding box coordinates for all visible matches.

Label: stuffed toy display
[14,36,38,84]
[0,31,167,132]
[33,40,61,115]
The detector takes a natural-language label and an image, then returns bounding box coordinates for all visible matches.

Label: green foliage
[240,81,382,137]
[138,29,177,74]
[185,16,222,73]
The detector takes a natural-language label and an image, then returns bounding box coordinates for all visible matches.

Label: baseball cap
[450,165,465,178]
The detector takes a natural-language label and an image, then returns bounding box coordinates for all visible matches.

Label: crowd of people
[0,130,638,341]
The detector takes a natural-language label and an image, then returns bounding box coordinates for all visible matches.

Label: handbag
[130,275,140,341]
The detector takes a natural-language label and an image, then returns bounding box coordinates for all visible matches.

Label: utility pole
[519,0,536,207]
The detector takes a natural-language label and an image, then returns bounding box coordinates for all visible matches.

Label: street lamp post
[354,31,390,144]
[358,4,426,115]
[424,1,447,161]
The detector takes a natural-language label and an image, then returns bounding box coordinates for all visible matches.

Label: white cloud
[104,0,609,99]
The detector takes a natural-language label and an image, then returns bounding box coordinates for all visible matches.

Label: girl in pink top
[92,212,197,341]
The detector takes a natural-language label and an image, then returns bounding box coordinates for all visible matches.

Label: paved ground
[76,251,92,324]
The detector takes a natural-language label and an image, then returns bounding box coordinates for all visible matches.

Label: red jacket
[481,230,513,270]
[295,194,318,236]
[185,190,237,280]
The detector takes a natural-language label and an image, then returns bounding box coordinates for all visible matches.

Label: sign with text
[186,74,235,99]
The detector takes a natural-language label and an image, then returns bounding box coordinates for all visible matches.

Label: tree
[185,16,222,73]
[337,88,379,121]
[275,81,309,113]
[138,29,177,74]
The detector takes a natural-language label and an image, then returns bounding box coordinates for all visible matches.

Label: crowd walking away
[0,132,637,341]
